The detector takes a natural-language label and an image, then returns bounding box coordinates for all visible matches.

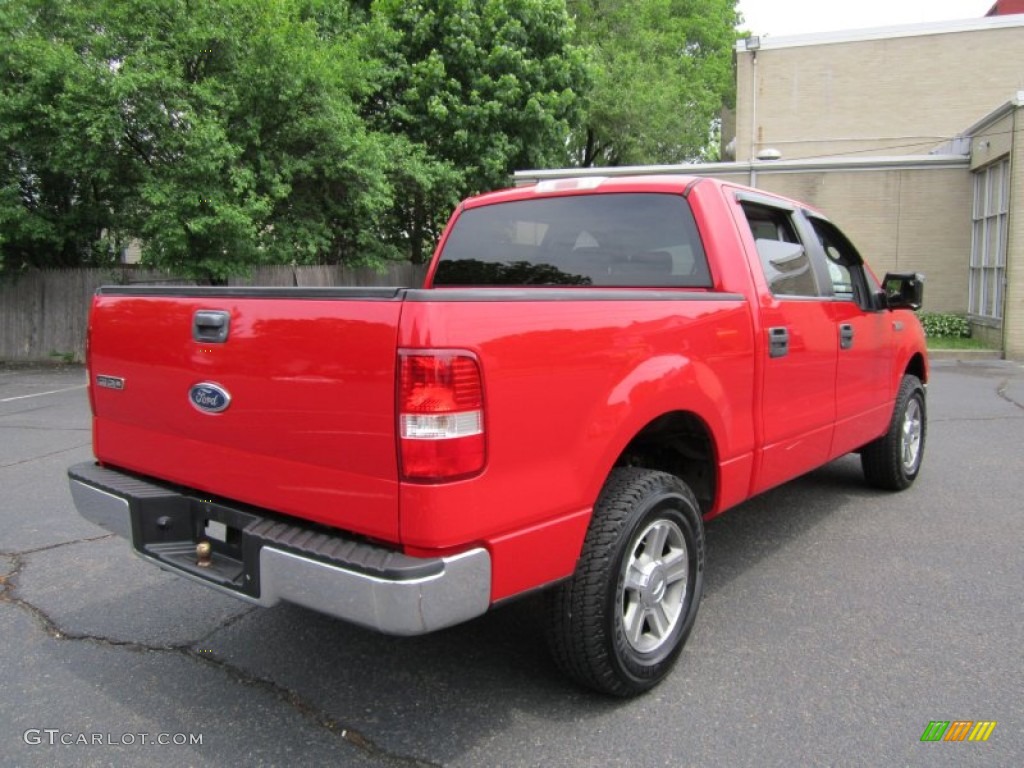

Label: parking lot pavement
[1,361,1022,767]
[0,367,98,552]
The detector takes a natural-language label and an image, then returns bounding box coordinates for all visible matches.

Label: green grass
[926,336,997,350]
[47,350,77,364]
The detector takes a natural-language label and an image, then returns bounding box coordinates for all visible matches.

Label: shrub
[919,312,971,339]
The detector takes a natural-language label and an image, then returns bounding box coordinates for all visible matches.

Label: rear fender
[590,354,756,519]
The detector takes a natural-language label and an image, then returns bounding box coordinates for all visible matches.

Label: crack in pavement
[929,415,1024,423]
[0,403,71,419]
[931,379,1024,422]
[1,532,115,556]
[997,379,1024,410]
[0,442,93,469]
[0,547,441,768]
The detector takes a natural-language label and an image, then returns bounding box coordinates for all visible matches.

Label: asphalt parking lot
[1,361,1021,767]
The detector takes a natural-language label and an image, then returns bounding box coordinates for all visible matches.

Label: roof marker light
[535,177,607,193]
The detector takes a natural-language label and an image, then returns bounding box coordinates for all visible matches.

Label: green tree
[363,0,587,262]
[1,0,398,280]
[111,0,399,280]
[0,1,136,270]
[568,0,739,166]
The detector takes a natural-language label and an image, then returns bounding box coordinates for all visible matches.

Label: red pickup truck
[68,175,927,696]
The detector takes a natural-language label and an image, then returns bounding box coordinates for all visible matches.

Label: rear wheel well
[614,412,716,514]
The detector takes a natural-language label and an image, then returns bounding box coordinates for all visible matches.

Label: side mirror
[882,272,924,311]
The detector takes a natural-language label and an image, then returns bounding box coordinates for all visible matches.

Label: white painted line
[0,385,87,403]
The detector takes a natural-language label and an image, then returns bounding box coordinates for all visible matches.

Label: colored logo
[188,382,231,414]
[920,721,997,742]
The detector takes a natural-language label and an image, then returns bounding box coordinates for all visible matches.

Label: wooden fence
[0,262,428,363]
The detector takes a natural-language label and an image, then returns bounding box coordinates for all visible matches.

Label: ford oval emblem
[189,382,231,414]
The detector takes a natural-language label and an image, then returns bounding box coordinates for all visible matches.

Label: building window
[970,159,1009,323]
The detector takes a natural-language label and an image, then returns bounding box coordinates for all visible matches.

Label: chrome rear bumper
[67,462,491,636]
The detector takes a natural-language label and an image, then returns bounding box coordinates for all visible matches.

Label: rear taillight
[398,351,485,482]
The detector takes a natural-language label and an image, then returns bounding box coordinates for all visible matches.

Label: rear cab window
[432,193,713,288]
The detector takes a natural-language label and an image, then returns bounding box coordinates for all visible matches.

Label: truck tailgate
[88,287,403,542]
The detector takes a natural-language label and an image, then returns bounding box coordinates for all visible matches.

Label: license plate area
[131,495,261,597]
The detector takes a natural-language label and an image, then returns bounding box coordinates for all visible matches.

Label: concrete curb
[927,348,1003,362]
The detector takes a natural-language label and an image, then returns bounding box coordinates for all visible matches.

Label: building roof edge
[514,155,971,184]
[735,14,1024,52]
[962,91,1024,136]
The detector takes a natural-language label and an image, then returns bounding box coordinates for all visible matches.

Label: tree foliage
[1,0,402,280]
[568,0,739,166]
[1,0,737,276]
[362,0,586,262]
[1,1,129,269]
[112,0,398,279]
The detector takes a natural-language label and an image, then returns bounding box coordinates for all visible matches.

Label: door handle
[839,323,854,350]
[768,326,789,358]
[193,310,230,343]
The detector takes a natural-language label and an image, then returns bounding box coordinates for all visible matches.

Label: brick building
[520,9,1024,358]
[725,11,1024,356]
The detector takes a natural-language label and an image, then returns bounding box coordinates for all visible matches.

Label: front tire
[545,468,705,697]
[861,374,926,490]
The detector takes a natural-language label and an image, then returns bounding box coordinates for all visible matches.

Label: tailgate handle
[193,310,230,343]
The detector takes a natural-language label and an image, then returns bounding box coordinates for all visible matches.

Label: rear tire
[861,374,926,490]
[545,467,705,697]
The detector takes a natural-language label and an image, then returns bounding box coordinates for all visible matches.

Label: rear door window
[433,193,712,288]
[740,202,823,298]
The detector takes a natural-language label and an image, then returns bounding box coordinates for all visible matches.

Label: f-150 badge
[189,382,231,414]
[95,375,125,390]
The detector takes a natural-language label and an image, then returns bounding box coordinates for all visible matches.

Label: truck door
[736,199,838,495]
[804,216,894,458]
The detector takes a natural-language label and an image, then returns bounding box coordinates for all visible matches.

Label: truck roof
[463,175,709,209]
[464,174,818,212]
